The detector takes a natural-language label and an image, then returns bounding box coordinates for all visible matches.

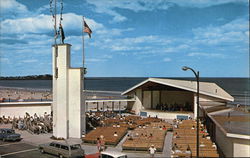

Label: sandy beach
[0,87,52,102]
[0,86,127,102]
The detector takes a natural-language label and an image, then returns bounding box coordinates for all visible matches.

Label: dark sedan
[0,128,22,141]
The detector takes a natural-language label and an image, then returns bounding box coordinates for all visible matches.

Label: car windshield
[6,130,14,134]
[70,144,81,150]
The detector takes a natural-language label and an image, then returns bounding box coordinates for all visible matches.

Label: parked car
[39,141,85,158]
[100,151,127,158]
[0,128,22,141]
[85,151,127,158]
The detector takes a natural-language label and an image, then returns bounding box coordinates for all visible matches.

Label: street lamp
[182,66,200,158]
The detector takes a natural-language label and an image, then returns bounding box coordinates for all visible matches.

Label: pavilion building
[122,78,234,119]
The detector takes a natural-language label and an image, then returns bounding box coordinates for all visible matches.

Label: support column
[159,91,162,104]
[112,102,114,112]
[194,94,198,119]
[119,101,121,115]
[142,90,144,106]
[151,91,153,109]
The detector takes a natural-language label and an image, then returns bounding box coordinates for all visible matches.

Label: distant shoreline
[0,86,122,94]
[0,74,249,80]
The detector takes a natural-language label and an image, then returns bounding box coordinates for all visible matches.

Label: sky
[0,0,249,77]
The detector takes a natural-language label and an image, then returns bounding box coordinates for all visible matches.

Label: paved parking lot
[0,124,172,157]
[0,141,56,158]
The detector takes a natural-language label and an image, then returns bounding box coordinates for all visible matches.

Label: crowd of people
[0,112,53,134]
[85,110,122,131]
[155,102,192,112]
[171,118,218,157]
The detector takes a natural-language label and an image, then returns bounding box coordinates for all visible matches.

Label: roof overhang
[208,113,250,140]
[122,78,234,102]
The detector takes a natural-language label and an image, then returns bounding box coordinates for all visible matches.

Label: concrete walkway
[162,132,173,157]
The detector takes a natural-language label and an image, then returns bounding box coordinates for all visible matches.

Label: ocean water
[0,77,249,105]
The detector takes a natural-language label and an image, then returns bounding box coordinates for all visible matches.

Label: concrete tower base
[52,44,85,139]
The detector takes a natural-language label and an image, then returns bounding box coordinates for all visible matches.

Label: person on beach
[149,144,157,158]
[172,143,180,153]
[82,131,85,138]
[148,133,153,138]
[97,137,101,152]
[113,131,118,137]
[173,132,180,138]
[185,146,191,154]
[100,135,106,151]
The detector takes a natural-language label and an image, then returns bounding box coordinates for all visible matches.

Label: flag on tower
[59,24,65,43]
[84,21,92,38]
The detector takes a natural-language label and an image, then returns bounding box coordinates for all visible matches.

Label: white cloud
[86,0,174,23]
[168,0,248,8]
[92,35,166,52]
[1,14,52,34]
[86,58,106,62]
[85,54,113,63]
[86,0,248,23]
[0,13,104,34]
[188,52,225,58]
[0,12,133,43]
[96,28,134,36]
[192,18,249,45]
[163,57,171,62]
[0,0,29,15]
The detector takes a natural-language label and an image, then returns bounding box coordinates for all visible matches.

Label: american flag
[84,21,92,38]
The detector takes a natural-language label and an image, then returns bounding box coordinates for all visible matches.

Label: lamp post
[182,66,200,158]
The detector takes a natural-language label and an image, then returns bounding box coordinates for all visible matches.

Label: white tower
[52,44,85,139]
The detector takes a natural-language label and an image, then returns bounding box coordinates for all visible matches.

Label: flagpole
[82,16,85,72]
[54,0,58,79]
[54,0,57,45]
[82,16,86,135]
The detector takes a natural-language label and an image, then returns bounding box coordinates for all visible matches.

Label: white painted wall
[233,139,250,157]
[130,89,143,115]
[52,44,83,139]
[215,125,233,157]
[215,125,250,157]
[143,110,191,119]
[53,44,69,139]
[68,68,83,138]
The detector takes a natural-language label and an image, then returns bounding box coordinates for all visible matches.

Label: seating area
[83,113,220,156]
[82,126,127,145]
[122,122,171,152]
[102,115,163,130]
[171,120,219,157]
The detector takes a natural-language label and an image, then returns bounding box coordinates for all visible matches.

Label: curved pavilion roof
[122,78,234,102]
